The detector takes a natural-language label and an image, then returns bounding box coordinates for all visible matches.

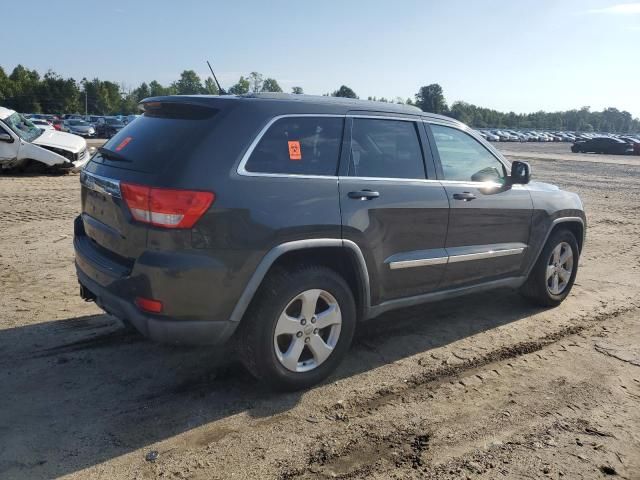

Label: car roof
[0,106,17,119]
[140,93,462,125]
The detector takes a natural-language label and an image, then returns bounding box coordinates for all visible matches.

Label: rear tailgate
[79,170,148,262]
[79,100,219,264]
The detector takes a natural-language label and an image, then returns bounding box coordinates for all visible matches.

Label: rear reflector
[120,183,214,229]
[135,296,163,313]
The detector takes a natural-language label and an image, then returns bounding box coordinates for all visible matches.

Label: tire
[520,229,579,307]
[237,265,356,391]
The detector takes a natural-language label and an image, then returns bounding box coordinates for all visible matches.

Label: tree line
[1,64,638,133]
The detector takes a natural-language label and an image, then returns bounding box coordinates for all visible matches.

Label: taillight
[120,183,214,229]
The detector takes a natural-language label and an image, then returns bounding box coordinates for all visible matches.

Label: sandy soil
[0,143,639,480]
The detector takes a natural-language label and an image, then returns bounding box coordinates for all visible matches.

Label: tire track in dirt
[277,305,638,480]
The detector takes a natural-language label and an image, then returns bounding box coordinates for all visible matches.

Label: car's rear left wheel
[237,265,356,391]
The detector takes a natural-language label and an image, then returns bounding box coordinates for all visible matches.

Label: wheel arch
[229,239,371,324]
[525,217,585,277]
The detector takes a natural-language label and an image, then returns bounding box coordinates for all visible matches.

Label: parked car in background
[95,117,126,138]
[74,93,585,390]
[620,137,640,155]
[0,106,90,171]
[571,137,634,155]
[64,119,96,137]
[491,130,511,141]
[85,115,103,126]
[52,119,66,131]
[125,114,140,124]
[30,118,55,131]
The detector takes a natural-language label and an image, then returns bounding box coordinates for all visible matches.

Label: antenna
[206,60,226,95]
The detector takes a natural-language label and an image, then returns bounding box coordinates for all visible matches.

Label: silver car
[64,119,96,137]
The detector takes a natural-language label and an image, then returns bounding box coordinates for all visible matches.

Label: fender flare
[525,216,585,277]
[228,239,371,323]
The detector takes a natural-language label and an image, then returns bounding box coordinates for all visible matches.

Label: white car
[0,107,90,171]
[30,118,55,131]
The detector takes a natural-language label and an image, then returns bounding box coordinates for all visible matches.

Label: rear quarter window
[244,116,344,176]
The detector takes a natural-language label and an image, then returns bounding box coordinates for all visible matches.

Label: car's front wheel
[520,228,579,307]
[237,265,356,391]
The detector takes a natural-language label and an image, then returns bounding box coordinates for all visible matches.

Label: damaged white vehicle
[0,107,91,172]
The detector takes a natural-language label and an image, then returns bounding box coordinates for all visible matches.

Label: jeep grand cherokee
[74,93,586,390]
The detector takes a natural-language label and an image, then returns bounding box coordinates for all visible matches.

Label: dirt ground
[1,142,639,480]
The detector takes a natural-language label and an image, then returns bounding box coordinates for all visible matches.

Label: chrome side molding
[387,244,526,270]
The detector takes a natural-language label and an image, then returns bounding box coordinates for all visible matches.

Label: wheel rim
[546,241,574,295]
[273,289,342,373]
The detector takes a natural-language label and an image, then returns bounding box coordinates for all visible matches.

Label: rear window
[244,116,344,176]
[92,104,217,173]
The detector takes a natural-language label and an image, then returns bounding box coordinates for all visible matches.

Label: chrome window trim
[347,114,421,122]
[236,114,345,179]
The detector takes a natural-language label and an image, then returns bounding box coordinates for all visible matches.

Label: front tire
[237,265,356,391]
[520,229,579,307]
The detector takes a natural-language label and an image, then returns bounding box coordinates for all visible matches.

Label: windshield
[68,120,88,126]
[3,112,43,142]
[106,118,123,125]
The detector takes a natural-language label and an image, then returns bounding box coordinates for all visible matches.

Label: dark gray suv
[74,94,586,390]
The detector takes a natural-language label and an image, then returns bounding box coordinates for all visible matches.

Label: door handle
[453,192,476,201]
[348,190,380,200]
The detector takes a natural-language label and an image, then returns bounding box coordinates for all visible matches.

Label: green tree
[261,78,282,93]
[415,84,448,114]
[229,76,250,95]
[8,65,41,112]
[173,70,204,95]
[39,71,80,114]
[134,82,151,101]
[0,67,11,103]
[291,86,304,94]
[204,77,219,95]
[248,72,264,93]
[149,80,168,97]
[332,85,357,98]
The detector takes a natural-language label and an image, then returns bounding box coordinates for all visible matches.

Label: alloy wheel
[546,241,574,295]
[273,289,342,373]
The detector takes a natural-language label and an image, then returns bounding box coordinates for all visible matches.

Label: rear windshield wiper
[98,146,132,162]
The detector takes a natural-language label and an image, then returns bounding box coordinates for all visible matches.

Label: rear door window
[348,118,425,179]
[244,116,344,176]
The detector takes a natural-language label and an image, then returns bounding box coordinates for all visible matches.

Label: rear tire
[520,229,579,307]
[237,265,356,391]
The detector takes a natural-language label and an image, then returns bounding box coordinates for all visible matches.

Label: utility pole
[85,89,88,117]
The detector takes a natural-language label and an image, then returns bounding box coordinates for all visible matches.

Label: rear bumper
[76,267,237,345]
[73,216,240,345]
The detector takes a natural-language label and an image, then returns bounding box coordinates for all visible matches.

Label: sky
[3,0,640,117]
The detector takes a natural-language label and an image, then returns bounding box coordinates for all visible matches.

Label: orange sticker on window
[115,136,132,151]
[288,141,302,160]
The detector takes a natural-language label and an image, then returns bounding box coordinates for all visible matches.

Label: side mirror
[0,132,14,143]
[509,160,531,184]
